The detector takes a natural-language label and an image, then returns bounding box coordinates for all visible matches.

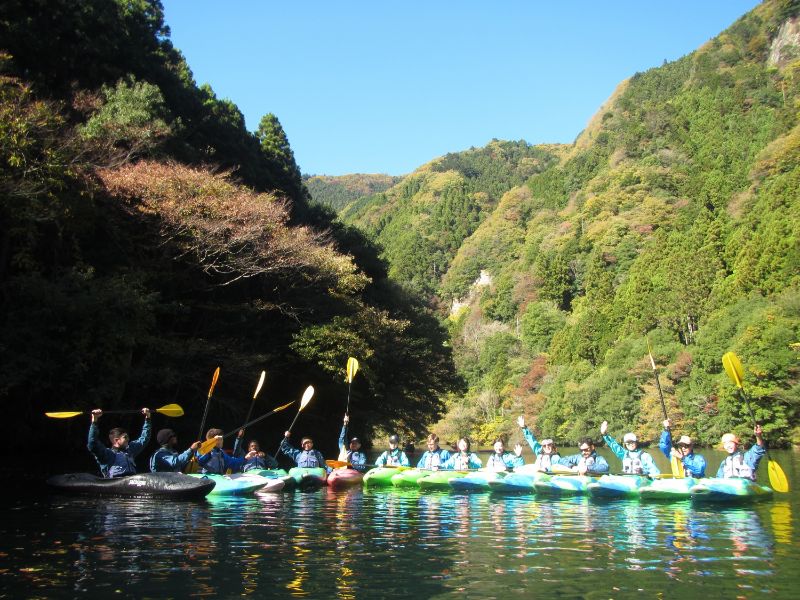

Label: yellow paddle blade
[327,459,349,469]
[198,437,219,455]
[45,411,84,419]
[670,455,685,479]
[769,459,789,493]
[346,357,359,383]
[254,370,266,398]
[646,337,656,370]
[208,366,221,398]
[722,352,744,388]
[299,386,314,410]
[155,404,184,417]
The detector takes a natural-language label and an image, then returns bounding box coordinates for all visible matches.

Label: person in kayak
[375,434,411,467]
[600,421,660,476]
[149,428,201,473]
[716,425,766,481]
[87,407,151,478]
[416,433,451,470]
[517,415,561,472]
[485,438,524,471]
[442,437,482,470]
[659,419,706,477]
[338,415,368,472]
[233,431,279,471]
[558,437,609,475]
[197,428,253,474]
[280,432,329,470]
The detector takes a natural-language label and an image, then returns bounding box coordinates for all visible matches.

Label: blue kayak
[188,473,267,496]
[690,478,773,503]
[638,477,696,501]
[449,470,499,492]
[587,474,650,499]
[487,472,541,493]
[533,474,596,496]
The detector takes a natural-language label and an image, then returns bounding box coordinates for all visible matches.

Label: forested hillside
[341,0,800,447]
[304,173,402,211]
[0,0,460,456]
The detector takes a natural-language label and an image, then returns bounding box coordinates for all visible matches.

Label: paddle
[198,367,220,441]
[197,399,295,455]
[722,351,789,493]
[242,370,267,433]
[273,385,315,459]
[345,357,359,415]
[45,404,184,419]
[647,338,684,478]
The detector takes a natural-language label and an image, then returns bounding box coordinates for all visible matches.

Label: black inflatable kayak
[47,472,216,500]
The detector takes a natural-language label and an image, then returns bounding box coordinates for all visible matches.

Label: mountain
[341,0,800,447]
[304,174,402,211]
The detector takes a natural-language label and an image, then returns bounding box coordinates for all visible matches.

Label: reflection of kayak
[417,470,468,490]
[488,472,541,493]
[47,472,216,500]
[288,467,327,490]
[391,468,428,487]
[690,478,773,503]
[639,477,696,500]
[449,470,499,491]
[587,474,650,499]
[188,473,266,496]
[328,468,364,489]
[364,467,408,487]
[533,474,596,495]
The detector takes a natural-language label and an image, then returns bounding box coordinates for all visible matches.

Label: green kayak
[587,474,650,499]
[391,468,428,487]
[188,473,267,496]
[288,467,327,490]
[690,477,774,503]
[639,477,697,501]
[363,466,408,487]
[417,470,469,490]
[533,474,596,496]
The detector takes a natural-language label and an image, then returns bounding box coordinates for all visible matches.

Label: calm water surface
[2,448,799,599]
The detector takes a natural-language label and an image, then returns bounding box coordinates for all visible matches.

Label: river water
[2,448,799,599]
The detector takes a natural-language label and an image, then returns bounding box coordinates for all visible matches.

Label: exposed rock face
[768,17,800,67]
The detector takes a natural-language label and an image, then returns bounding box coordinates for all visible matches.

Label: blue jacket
[233,437,279,471]
[417,448,451,470]
[442,452,482,470]
[279,438,328,469]
[88,419,151,478]
[521,427,561,472]
[485,451,523,471]
[659,429,706,477]
[716,444,766,481]
[375,448,410,467]
[150,445,194,473]
[196,447,246,474]
[338,425,368,472]
[558,451,609,474]
[603,434,660,476]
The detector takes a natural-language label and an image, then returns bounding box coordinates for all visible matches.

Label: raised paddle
[242,370,267,432]
[273,385,315,459]
[197,399,295,455]
[722,351,789,493]
[647,338,684,478]
[345,356,359,415]
[45,404,184,419]
[198,366,220,441]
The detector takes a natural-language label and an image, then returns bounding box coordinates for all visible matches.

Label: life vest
[578,455,595,471]
[421,450,444,469]
[622,451,643,475]
[107,449,137,478]
[384,449,403,466]
[200,449,226,474]
[722,452,755,481]
[296,450,322,468]
[453,453,471,470]
[487,453,509,472]
[243,455,268,472]
[149,448,175,473]
[534,453,559,472]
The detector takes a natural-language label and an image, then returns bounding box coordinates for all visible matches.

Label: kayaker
[149,428,201,472]
[280,432,329,470]
[517,415,561,472]
[87,407,151,478]
[716,425,766,481]
[600,421,660,476]
[375,434,411,467]
[197,428,253,474]
[338,415,368,472]
[416,433,451,470]
[558,437,609,475]
[442,437,482,470]
[233,432,279,471]
[659,419,706,477]
[485,438,524,471]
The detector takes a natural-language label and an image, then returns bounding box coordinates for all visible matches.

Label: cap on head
[350,437,360,444]
[157,428,176,446]
[623,433,637,443]
[677,435,693,446]
[721,433,740,445]
[540,439,554,446]
[301,437,313,445]
[388,434,399,444]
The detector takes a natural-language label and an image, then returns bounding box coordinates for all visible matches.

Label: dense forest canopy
[0,0,461,459]
[333,0,800,447]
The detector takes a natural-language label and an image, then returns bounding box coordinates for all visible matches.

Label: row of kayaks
[361,466,775,503]
[47,466,774,503]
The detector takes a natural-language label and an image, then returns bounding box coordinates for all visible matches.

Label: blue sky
[162,1,760,176]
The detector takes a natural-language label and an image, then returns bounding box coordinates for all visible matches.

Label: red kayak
[327,467,364,489]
